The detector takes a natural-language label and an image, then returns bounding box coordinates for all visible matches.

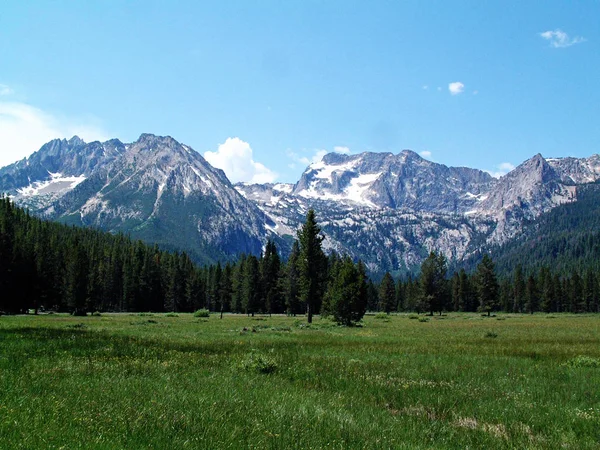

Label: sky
[1,1,599,182]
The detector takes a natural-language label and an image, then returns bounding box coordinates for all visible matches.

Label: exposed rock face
[0,134,272,263]
[1,135,598,272]
[237,150,600,272]
[292,150,495,213]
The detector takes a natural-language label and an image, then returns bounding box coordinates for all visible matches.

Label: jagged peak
[399,149,422,159]
[68,136,86,146]
[136,133,179,146]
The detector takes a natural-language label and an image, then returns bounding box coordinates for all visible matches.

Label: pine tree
[323,256,367,325]
[298,209,327,323]
[378,272,396,313]
[65,238,89,316]
[525,274,539,314]
[418,251,449,315]
[475,254,499,316]
[261,240,282,315]
[242,255,260,316]
[283,241,302,315]
[458,268,475,312]
[513,265,525,313]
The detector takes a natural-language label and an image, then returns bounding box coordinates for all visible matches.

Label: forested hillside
[460,182,600,275]
[0,198,370,323]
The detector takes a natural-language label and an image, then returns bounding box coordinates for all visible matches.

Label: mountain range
[2,133,599,274]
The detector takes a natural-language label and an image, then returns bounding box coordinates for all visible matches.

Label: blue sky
[1,1,599,182]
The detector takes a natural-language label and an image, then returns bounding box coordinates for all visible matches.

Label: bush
[374,312,389,320]
[240,351,278,374]
[484,331,498,338]
[418,317,429,323]
[165,312,179,317]
[193,309,210,318]
[563,356,600,368]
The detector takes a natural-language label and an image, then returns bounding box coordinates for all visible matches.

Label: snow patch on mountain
[17,172,86,197]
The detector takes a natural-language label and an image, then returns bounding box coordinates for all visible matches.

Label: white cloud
[486,162,515,178]
[287,145,352,166]
[419,150,432,159]
[204,137,277,184]
[448,82,465,95]
[540,29,586,48]
[0,101,109,168]
[422,85,429,90]
[0,84,13,96]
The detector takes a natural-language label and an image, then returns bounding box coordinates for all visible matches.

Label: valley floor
[1,313,599,449]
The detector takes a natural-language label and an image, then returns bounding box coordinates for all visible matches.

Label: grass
[0,313,599,449]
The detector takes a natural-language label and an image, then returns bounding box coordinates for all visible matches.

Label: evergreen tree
[323,256,367,325]
[366,279,379,312]
[475,254,499,316]
[298,209,327,323]
[569,272,584,313]
[456,268,475,312]
[513,265,525,313]
[261,240,282,315]
[65,238,89,316]
[230,255,247,313]
[282,241,300,315]
[525,274,539,314]
[378,272,396,313]
[242,255,260,316]
[418,251,449,315]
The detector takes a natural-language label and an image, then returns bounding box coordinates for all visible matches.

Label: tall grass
[0,313,599,449]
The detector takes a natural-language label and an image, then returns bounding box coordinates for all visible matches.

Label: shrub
[418,317,429,323]
[374,312,389,320]
[484,331,498,338]
[165,312,179,317]
[194,309,210,318]
[563,356,600,368]
[240,352,278,374]
[408,315,419,320]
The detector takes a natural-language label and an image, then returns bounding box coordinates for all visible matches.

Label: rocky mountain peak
[67,135,86,146]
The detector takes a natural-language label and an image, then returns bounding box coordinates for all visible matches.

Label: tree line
[1,196,599,322]
[0,198,368,323]
[388,252,600,315]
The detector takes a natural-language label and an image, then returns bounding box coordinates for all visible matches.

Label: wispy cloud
[0,84,14,96]
[0,101,109,168]
[539,29,586,48]
[204,137,277,184]
[448,82,465,95]
[486,162,515,178]
[419,150,432,159]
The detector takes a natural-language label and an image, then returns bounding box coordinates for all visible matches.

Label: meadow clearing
[0,312,599,449]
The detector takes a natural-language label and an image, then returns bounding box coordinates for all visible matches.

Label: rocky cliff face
[292,150,495,213]
[237,150,600,272]
[0,134,273,263]
[2,134,598,272]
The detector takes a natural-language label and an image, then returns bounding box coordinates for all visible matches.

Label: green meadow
[1,313,599,449]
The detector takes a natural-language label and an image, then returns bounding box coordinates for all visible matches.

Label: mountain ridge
[1,133,598,273]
